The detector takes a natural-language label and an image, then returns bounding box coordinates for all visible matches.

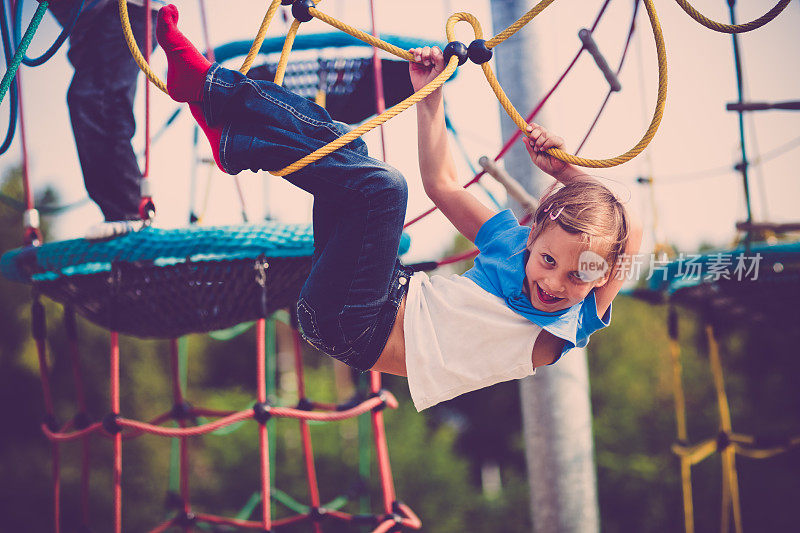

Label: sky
[2,0,799,263]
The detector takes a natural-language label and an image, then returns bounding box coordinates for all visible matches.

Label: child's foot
[189,103,224,171]
[156,4,212,103]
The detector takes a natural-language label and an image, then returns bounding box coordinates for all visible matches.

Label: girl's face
[524,224,610,312]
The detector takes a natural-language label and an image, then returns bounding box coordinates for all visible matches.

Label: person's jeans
[50,1,157,221]
[204,64,410,371]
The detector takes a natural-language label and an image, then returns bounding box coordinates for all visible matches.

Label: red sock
[156,4,212,103]
[190,104,224,171]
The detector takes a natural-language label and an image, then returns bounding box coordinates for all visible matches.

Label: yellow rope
[485,0,557,49]
[541,0,667,168]
[671,438,717,465]
[705,325,743,533]
[673,432,800,461]
[117,0,289,91]
[122,0,792,175]
[239,0,284,74]
[669,314,800,533]
[675,0,791,34]
[733,435,800,459]
[309,6,413,61]
[274,19,303,87]
[668,328,695,533]
[118,0,167,93]
[445,12,485,42]
[271,58,458,176]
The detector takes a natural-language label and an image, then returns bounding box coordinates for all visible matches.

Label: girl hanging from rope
[156,4,641,411]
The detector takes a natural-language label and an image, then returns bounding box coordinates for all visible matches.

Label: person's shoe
[85,219,147,241]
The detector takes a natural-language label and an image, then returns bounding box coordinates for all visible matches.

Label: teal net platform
[646,241,800,327]
[1,222,316,338]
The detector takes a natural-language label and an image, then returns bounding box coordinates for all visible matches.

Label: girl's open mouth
[536,283,564,304]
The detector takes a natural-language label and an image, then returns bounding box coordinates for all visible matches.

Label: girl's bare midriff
[370,294,408,376]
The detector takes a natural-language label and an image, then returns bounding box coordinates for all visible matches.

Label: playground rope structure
[666,310,800,533]
[32,296,420,532]
[4,1,794,532]
[116,0,790,175]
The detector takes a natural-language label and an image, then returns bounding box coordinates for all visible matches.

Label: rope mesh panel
[249,57,372,99]
[37,256,310,338]
[1,221,315,283]
[1,223,317,337]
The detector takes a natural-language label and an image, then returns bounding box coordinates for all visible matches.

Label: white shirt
[403,271,540,411]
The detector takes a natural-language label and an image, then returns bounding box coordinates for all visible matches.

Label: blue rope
[0,0,18,154]
[13,0,93,67]
[0,0,48,106]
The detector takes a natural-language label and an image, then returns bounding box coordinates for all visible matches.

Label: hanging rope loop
[675,0,791,34]
[120,0,792,174]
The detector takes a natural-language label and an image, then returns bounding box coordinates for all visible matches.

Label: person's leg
[63,3,157,221]
[206,68,408,368]
[158,6,407,370]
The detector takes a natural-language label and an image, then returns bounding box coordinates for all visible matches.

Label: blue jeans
[50,1,157,221]
[204,64,411,371]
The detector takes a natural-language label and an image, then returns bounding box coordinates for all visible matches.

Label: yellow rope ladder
[667,307,800,533]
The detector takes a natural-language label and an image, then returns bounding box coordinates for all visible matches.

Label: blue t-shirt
[463,209,611,362]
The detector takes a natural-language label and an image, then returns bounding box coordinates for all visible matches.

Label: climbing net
[33,299,419,532]
[666,310,800,533]
[2,1,795,532]
[111,0,789,174]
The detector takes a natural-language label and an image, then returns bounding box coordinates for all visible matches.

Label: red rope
[369,0,388,160]
[256,319,271,530]
[143,0,152,179]
[575,0,640,154]
[169,339,192,524]
[369,373,395,513]
[16,75,32,211]
[64,308,92,526]
[110,331,122,533]
[35,342,54,415]
[80,434,91,527]
[32,298,62,533]
[15,66,41,243]
[403,0,613,231]
[434,212,533,267]
[148,517,176,533]
[197,0,216,62]
[423,0,634,269]
[293,329,322,532]
[51,440,61,533]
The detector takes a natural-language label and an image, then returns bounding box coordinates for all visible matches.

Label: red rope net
[32,299,419,532]
[23,2,638,529]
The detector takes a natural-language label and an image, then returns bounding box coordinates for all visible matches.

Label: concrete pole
[488,2,600,532]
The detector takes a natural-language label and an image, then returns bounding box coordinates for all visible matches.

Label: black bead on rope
[253,401,272,424]
[176,511,197,528]
[369,390,389,413]
[309,507,329,522]
[291,0,315,22]
[716,430,731,451]
[296,397,314,411]
[102,413,122,434]
[170,401,194,421]
[467,39,493,64]
[382,512,404,532]
[443,41,469,66]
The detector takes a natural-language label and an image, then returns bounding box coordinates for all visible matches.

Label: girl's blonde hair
[529,180,629,270]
